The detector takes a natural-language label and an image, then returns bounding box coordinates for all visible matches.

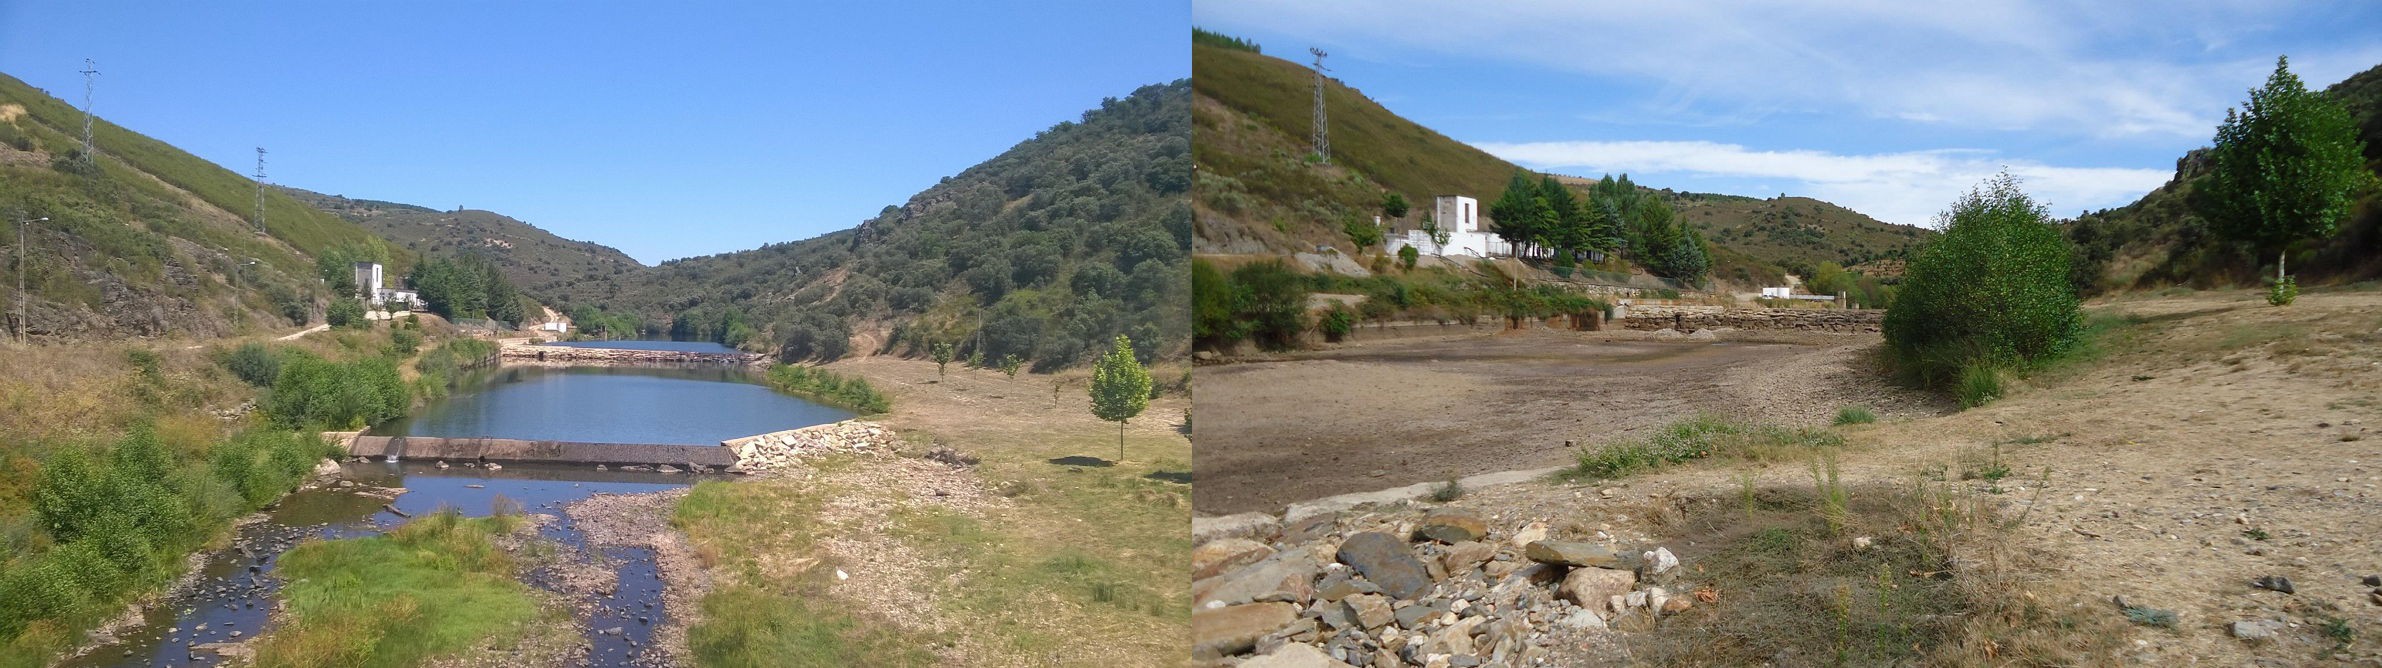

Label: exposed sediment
[1621,307,1881,333]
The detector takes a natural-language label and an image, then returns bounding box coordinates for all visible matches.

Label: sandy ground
[1193,327,1945,515]
[1226,289,2382,664]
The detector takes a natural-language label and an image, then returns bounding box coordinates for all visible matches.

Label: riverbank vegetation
[248,508,570,667]
[0,342,343,664]
[763,364,891,415]
[1882,173,2080,403]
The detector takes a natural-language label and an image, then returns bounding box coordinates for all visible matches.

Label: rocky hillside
[1191,39,1930,284]
[0,71,394,340]
[2067,62,2382,292]
[282,187,643,301]
[554,81,1192,369]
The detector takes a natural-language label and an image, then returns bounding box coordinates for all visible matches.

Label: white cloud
[1473,139,2170,226]
[1194,0,2382,140]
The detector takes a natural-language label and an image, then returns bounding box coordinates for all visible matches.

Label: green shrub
[1397,245,1419,270]
[1230,260,1309,351]
[1318,304,1355,342]
[2267,275,2298,306]
[267,353,409,429]
[389,329,421,356]
[1883,172,2078,391]
[222,342,284,387]
[1833,405,1876,425]
[325,298,367,329]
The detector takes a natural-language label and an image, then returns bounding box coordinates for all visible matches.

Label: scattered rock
[2253,575,2295,594]
[1525,541,1620,568]
[1239,642,1355,668]
[1440,541,1496,574]
[1194,538,1278,581]
[2231,619,2282,641]
[1336,532,1434,600]
[923,446,979,468]
[1509,521,1549,548]
[1557,568,1637,609]
[1194,602,1300,659]
[1642,547,1679,576]
[1196,549,1319,607]
[1412,509,1488,544]
[1196,512,1284,545]
[1342,593,1395,630]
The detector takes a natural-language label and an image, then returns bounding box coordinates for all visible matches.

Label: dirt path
[1193,328,1944,515]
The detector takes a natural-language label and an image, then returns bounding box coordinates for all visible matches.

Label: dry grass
[1625,469,2129,666]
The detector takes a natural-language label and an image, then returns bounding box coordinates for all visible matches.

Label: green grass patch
[1832,405,1876,426]
[1561,414,1843,482]
[765,364,891,415]
[673,478,937,667]
[247,509,555,668]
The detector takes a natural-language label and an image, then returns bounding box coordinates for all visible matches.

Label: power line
[78,59,99,163]
[253,147,268,235]
[1309,47,1329,164]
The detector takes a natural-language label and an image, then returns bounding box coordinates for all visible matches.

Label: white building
[352,261,384,299]
[1384,195,1519,259]
[351,262,423,310]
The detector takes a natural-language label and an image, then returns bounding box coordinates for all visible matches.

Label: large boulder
[1193,602,1300,659]
[1557,567,1637,609]
[1412,509,1488,544]
[1336,532,1433,600]
[1525,541,1622,568]
[1193,538,1276,581]
[1194,548,1317,607]
[1239,642,1355,668]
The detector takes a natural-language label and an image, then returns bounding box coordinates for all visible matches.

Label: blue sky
[1193,1,2382,227]
[0,2,1187,264]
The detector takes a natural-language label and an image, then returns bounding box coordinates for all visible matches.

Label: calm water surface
[369,365,850,444]
[545,339,741,354]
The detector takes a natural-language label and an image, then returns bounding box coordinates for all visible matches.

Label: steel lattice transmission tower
[77,59,99,163]
[252,148,268,235]
[1309,47,1330,164]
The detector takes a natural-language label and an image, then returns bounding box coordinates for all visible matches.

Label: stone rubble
[721,420,898,472]
[1193,503,1697,666]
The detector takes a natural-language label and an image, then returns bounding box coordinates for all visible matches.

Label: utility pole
[78,59,99,163]
[1309,48,1330,164]
[252,148,267,235]
[15,213,50,344]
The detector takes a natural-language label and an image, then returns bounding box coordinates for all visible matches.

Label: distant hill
[555,81,1191,369]
[1191,40,1930,287]
[280,187,643,301]
[2067,62,2382,292]
[0,71,397,340]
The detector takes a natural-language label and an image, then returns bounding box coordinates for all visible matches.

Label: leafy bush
[267,353,409,429]
[389,328,421,356]
[325,298,366,329]
[1883,173,2078,390]
[1318,304,1356,342]
[1397,245,1419,270]
[222,342,284,387]
[2267,275,2298,306]
[1230,260,1309,351]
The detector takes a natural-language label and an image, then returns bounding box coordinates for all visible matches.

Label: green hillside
[2067,62,2382,292]
[0,71,396,340]
[282,187,643,301]
[553,81,1191,369]
[1191,41,1930,287]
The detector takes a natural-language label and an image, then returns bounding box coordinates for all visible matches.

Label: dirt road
[1192,327,1942,514]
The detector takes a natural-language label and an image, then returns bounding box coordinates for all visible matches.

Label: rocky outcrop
[1192,501,1701,666]
[723,420,898,471]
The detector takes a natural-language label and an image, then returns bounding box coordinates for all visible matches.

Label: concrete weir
[346,435,738,468]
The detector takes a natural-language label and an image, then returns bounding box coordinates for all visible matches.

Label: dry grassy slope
[1191,43,1931,283]
[2071,62,2382,291]
[280,187,645,301]
[0,71,396,340]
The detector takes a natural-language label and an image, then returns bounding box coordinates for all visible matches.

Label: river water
[68,355,848,667]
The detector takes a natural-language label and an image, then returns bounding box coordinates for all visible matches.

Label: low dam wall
[347,435,738,469]
[500,343,766,365]
[1621,307,1882,333]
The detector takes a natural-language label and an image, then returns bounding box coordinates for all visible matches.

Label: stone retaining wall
[723,420,900,471]
[501,343,765,366]
[1620,307,1881,333]
[346,436,737,469]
